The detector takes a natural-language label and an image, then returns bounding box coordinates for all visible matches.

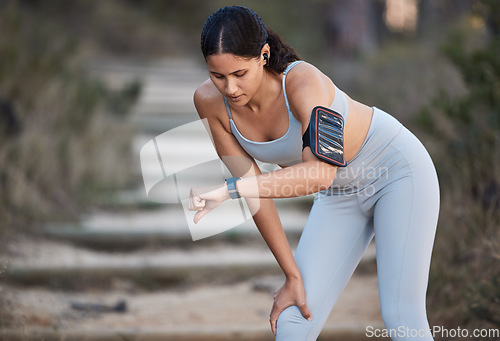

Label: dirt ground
[1,235,383,337]
[2,272,383,338]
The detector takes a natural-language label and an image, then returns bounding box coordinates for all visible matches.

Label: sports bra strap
[222,96,233,119]
[223,60,304,121]
[282,60,304,115]
[283,60,304,75]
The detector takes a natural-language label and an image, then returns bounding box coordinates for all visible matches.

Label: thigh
[292,193,374,322]
[374,164,439,308]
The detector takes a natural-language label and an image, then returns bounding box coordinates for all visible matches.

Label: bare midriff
[343,96,374,163]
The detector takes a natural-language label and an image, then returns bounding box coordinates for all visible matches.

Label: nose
[226,78,238,95]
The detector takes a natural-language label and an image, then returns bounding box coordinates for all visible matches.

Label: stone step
[3,245,275,288]
[87,58,208,79]
[129,105,198,133]
[87,57,206,132]
[139,83,201,103]
[134,132,289,177]
[86,59,207,94]
[4,255,279,288]
[3,238,376,287]
[42,195,314,248]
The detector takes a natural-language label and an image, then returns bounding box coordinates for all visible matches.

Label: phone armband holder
[307,106,347,167]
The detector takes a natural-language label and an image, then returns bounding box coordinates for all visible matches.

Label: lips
[229,95,243,102]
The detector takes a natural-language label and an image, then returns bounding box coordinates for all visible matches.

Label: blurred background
[0,0,499,340]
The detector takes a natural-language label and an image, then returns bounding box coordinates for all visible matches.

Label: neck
[245,68,281,113]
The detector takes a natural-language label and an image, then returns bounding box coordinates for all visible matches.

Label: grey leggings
[276,108,440,340]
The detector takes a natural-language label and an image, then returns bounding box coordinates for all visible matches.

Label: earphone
[263,53,269,66]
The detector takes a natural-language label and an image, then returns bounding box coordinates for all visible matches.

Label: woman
[189,6,439,341]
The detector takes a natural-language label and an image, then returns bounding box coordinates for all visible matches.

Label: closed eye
[210,72,224,79]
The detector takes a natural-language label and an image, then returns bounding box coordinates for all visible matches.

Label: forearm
[249,198,302,280]
[236,160,337,199]
[234,161,336,278]
[217,157,305,279]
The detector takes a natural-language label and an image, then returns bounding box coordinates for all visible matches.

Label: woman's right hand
[188,184,230,224]
[269,276,312,336]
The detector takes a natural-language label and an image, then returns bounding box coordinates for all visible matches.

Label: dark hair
[201,6,300,73]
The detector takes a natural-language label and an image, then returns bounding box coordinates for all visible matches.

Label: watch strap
[225,176,241,199]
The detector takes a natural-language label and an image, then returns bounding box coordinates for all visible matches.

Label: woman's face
[206,53,265,106]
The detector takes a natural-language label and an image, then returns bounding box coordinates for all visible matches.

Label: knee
[380,297,428,331]
[275,306,319,341]
[380,302,401,330]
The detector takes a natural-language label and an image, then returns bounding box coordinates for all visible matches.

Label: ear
[261,43,270,64]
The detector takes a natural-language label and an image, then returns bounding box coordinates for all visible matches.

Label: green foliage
[468,273,500,326]
[0,2,140,234]
[416,0,500,335]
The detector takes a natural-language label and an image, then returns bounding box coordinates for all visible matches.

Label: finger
[188,196,201,211]
[298,301,313,321]
[193,208,210,224]
[270,314,277,336]
[189,197,205,212]
[269,306,281,336]
[188,189,197,211]
[273,287,282,300]
[196,199,206,211]
[194,196,205,210]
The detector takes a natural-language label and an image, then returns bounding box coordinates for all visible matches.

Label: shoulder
[193,79,226,119]
[193,79,232,134]
[285,61,333,92]
[284,62,335,124]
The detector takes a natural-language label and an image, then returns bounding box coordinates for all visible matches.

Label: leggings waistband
[326,107,407,194]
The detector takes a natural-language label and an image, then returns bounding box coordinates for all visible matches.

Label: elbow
[316,177,335,192]
[317,182,332,192]
[308,161,337,193]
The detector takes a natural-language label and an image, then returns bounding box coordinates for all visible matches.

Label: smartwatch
[225,176,241,199]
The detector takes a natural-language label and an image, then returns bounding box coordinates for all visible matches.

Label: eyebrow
[210,69,246,76]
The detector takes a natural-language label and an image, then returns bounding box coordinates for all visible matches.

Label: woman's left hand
[269,276,312,336]
[188,184,230,223]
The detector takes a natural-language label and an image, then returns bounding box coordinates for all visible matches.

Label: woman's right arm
[193,83,303,282]
[193,82,313,335]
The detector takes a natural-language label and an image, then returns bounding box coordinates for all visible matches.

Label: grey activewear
[224,61,439,340]
[223,61,349,167]
[276,107,439,340]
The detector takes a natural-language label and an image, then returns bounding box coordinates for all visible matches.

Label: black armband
[302,106,347,167]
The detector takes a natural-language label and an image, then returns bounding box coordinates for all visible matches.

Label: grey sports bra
[223,60,349,167]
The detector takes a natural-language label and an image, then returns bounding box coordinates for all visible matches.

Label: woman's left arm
[230,159,336,198]
[189,158,336,222]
